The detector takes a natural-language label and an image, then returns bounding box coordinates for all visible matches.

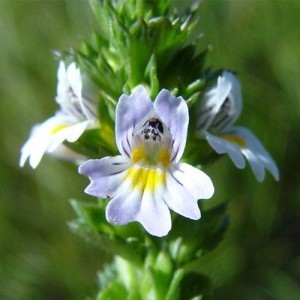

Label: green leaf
[148,17,188,70]
[96,282,127,300]
[153,252,173,299]
[128,19,152,87]
[115,256,140,300]
[165,269,184,300]
[145,54,159,98]
[89,0,114,39]
[80,42,98,58]
[69,199,110,232]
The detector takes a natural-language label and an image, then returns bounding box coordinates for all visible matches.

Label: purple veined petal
[211,71,243,131]
[164,163,214,220]
[67,63,97,122]
[79,155,131,198]
[79,76,99,120]
[224,71,243,120]
[153,89,189,163]
[106,164,172,237]
[205,131,246,169]
[116,86,154,158]
[56,61,67,99]
[135,187,172,237]
[56,62,73,106]
[67,62,82,100]
[105,188,142,226]
[107,187,172,237]
[229,126,280,181]
[57,61,82,101]
[56,61,88,123]
[80,97,98,120]
[197,74,232,131]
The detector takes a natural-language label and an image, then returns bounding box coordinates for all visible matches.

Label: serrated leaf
[145,54,159,98]
[96,282,127,300]
[128,19,152,87]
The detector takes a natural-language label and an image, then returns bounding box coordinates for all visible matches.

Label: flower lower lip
[124,165,166,193]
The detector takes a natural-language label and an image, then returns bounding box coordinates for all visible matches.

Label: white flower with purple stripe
[20,61,98,168]
[79,86,214,237]
[197,71,279,182]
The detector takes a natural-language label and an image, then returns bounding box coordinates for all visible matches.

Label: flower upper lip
[116,86,190,165]
[197,71,243,132]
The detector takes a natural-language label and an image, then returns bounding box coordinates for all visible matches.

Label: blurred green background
[0,1,299,299]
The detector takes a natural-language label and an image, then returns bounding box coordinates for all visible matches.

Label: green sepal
[91,0,171,29]
[186,80,205,100]
[145,54,159,98]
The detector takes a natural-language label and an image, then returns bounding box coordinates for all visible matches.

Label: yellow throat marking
[131,146,171,167]
[131,147,147,164]
[50,124,69,135]
[222,134,247,147]
[124,166,166,194]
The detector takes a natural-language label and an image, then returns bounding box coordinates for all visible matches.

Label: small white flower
[20,61,98,168]
[79,86,214,237]
[197,71,279,182]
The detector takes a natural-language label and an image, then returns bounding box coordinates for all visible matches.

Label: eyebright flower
[20,61,98,168]
[197,71,279,182]
[79,86,214,237]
